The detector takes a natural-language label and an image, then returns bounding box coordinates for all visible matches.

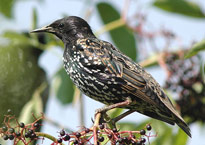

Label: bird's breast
[62,51,130,104]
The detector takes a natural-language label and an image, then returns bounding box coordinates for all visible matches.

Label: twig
[35,132,65,145]
[93,113,101,145]
[95,19,126,36]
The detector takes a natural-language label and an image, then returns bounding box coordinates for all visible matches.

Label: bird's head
[31,16,95,42]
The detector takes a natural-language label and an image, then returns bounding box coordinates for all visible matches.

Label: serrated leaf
[97,2,137,60]
[53,68,74,105]
[185,39,205,58]
[153,0,205,18]
[0,0,14,18]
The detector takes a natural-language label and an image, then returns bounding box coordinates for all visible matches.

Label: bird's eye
[58,23,64,28]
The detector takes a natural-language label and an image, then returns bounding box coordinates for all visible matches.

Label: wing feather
[77,38,191,137]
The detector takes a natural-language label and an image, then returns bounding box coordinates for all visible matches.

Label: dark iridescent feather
[31,16,191,137]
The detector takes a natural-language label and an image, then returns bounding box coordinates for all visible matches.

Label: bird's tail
[176,117,191,137]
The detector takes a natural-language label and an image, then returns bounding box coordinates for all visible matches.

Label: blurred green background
[0,0,205,144]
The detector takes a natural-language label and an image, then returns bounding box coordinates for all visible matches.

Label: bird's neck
[62,33,96,59]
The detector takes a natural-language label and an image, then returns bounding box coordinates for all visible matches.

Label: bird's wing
[76,38,191,137]
[77,38,180,111]
[76,38,161,105]
[105,41,191,137]
[105,43,191,137]
[77,38,158,105]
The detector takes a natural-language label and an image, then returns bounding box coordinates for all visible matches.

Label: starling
[31,16,191,137]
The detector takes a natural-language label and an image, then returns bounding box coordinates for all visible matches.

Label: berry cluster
[55,124,154,145]
[163,51,205,123]
[0,113,43,145]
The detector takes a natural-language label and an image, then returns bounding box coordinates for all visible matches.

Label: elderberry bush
[163,51,205,123]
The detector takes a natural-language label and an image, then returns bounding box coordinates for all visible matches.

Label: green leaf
[153,0,205,18]
[53,68,74,104]
[119,119,174,145]
[119,121,148,131]
[3,31,31,44]
[200,61,205,84]
[108,108,124,118]
[150,119,174,145]
[4,30,51,50]
[185,39,205,58]
[173,129,188,145]
[97,2,137,60]
[203,63,205,81]
[0,0,14,18]
[18,83,46,124]
[0,42,48,123]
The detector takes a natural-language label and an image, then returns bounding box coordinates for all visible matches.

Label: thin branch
[35,132,65,145]
[79,93,85,126]
[95,19,126,36]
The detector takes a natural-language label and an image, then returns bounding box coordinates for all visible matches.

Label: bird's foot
[95,97,132,116]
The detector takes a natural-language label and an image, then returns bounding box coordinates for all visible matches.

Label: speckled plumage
[31,16,191,137]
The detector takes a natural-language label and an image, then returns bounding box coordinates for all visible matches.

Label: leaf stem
[35,132,65,145]
[95,19,126,36]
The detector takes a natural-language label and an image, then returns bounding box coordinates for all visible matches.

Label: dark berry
[57,138,62,143]
[140,129,146,135]
[122,137,128,143]
[30,133,37,139]
[3,135,9,140]
[99,124,104,129]
[64,134,70,141]
[132,135,136,139]
[73,139,78,144]
[16,132,21,137]
[25,132,30,138]
[108,134,112,139]
[75,132,81,138]
[34,122,40,128]
[2,126,8,132]
[146,125,152,131]
[131,140,137,145]
[117,138,123,143]
[140,138,146,143]
[85,128,90,133]
[98,136,104,142]
[9,128,15,133]
[112,128,118,132]
[9,134,14,140]
[19,122,25,128]
[28,129,34,134]
[60,130,65,136]
[136,141,142,145]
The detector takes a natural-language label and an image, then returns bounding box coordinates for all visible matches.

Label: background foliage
[0,0,205,144]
